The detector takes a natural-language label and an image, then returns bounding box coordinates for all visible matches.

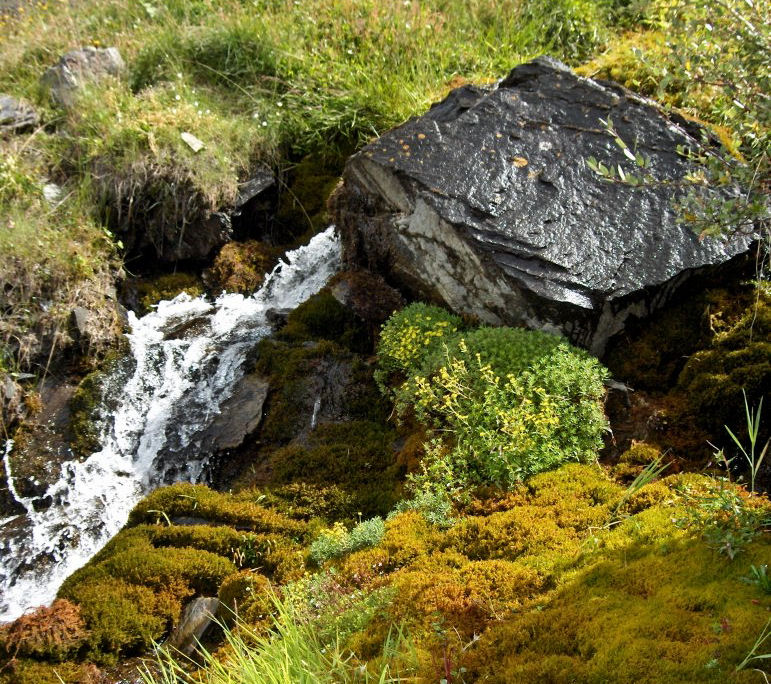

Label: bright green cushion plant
[377,304,609,498]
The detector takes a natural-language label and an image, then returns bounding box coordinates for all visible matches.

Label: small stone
[166,597,220,656]
[0,95,39,134]
[181,131,205,152]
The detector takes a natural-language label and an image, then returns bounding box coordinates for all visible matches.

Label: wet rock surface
[333,56,754,354]
[200,374,269,453]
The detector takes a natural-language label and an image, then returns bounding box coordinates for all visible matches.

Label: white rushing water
[0,227,341,622]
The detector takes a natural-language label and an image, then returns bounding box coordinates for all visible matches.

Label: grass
[1,0,765,378]
[140,585,417,684]
[0,0,634,376]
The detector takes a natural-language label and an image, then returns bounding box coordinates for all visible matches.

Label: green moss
[676,284,770,446]
[261,483,358,522]
[133,271,203,314]
[59,577,180,663]
[0,660,102,684]
[218,570,273,626]
[67,371,107,459]
[603,288,733,392]
[127,483,307,537]
[253,338,345,444]
[101,545,235,595]
[207,241,277,295]
[468,535,771,683]
[278,290,369,353]
[269,421,402,518]
[275,155,342,240]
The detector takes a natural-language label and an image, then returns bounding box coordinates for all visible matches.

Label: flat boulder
[332,57,754,354]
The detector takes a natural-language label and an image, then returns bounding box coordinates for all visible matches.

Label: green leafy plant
[309,517,386,566]
[586,0,770,244]
[742,565,771,595]
[675,479,770,559]
[404,339,608,491]
[735,618,771,677]
[390,487,455,529]
[375,303,462,394]
[725,390,768,494]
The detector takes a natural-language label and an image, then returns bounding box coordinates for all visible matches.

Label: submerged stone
[332,57,754,354]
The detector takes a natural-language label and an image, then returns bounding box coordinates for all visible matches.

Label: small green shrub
[375,303,463,393]
[309,517,386,565]
[408,342,608,490]
[390,488,455,528]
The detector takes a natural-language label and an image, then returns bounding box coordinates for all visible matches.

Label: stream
[0,227,341,622]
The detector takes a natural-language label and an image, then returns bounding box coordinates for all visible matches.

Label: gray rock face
[0,95,38,134]
[333,57,754,354]
[166,597,220,655]
[41,47,125,107]
[201,374,269,452]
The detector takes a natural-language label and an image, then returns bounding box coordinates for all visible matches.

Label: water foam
[0,227,341,621]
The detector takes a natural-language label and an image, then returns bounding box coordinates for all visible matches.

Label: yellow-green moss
[133,272,203,315]
[467,535,771,683]
[218,570,273,627]
[127,483,307,538]
[59,577,180,664]
[269,421,402,518]
[388,559,547,639]
[68,369,109,459]
[206,240,276,295]
[0,659,102,684]
[677,285,771,441]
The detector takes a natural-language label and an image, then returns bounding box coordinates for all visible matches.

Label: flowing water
[0,227,341,622]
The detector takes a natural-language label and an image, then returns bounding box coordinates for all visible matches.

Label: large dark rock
[332,57,754,354]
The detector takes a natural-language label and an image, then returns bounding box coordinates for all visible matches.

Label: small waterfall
[0,227,341,622]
